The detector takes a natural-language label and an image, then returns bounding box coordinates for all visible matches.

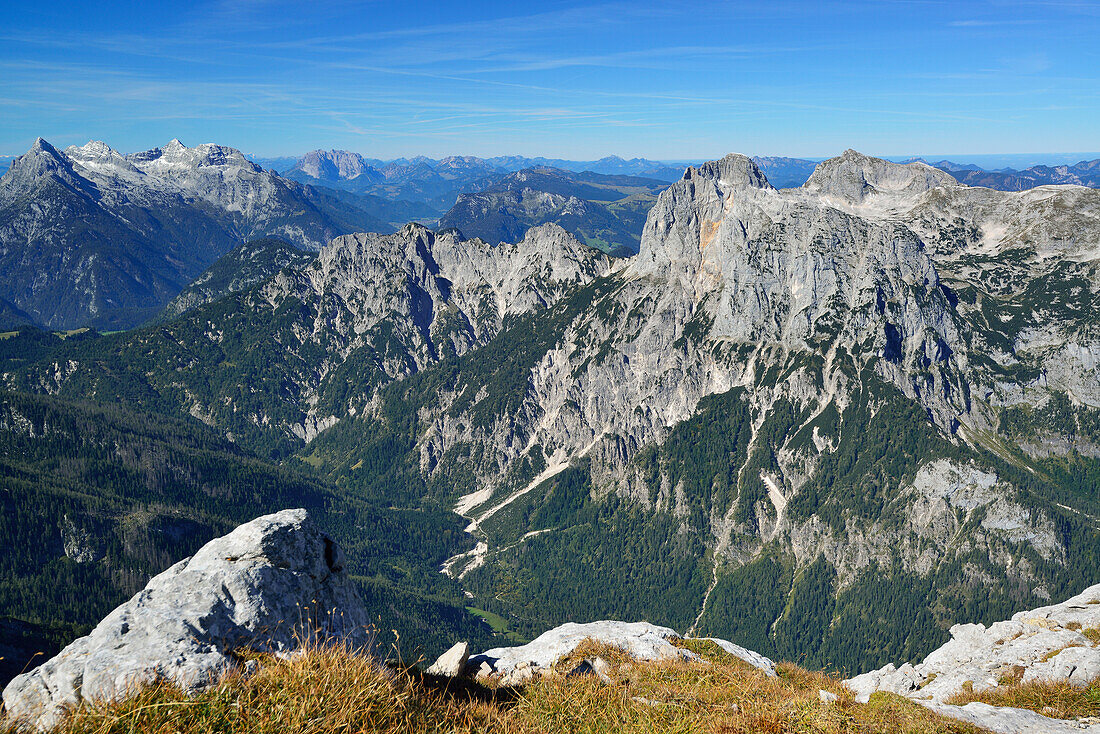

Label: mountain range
[279,150,686,216]
[4,148,1099,682]
[925,158,1100,190]
[0,139,391,330]
[10,137,1100,333]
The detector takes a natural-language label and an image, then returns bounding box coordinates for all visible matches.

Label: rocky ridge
[158,237,314,321]
[12,223,613,457]
[847,582,1100,702]
[467,620,776,685]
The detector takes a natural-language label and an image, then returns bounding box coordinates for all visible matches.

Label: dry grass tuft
[1039,643,1083,663]
[2,642,988,734]
[946,675,1100,720]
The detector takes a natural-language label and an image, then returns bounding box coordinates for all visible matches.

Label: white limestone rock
[922,701,1100,734]
[846,583,1100,730]
[468,621,776,680]
[2,509,373,731]
[700,637,779,677]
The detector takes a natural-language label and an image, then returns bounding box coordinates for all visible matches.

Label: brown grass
[2,642,987,734]
[946,675,1100,720]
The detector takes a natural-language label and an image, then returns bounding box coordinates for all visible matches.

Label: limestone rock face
[468,621,776,679]
[803,149,958,205]
[922,701,1100,734]
[2,509,372,731]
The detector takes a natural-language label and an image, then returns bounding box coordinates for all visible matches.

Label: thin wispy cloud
[0,0,1097,157]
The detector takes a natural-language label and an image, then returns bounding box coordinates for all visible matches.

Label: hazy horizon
[4,138,1100,174]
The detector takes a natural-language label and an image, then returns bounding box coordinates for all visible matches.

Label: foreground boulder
[426,641,469,677]
[846,582,1100,733]
[2,509,373,730]
[468,621,776,683]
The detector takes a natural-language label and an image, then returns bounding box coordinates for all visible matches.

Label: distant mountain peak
[3,137,82,189]
[126,140,258,172]
[72,140,116,156]
[804,150,957,203]
[290,149,380,182]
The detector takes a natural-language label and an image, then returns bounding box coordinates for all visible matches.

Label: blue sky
[1,0,1098,161]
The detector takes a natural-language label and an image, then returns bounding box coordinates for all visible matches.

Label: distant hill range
[277,150,687,213]
[919,157,1100,190]
[438,167,668,255]
[753,154,1100,190]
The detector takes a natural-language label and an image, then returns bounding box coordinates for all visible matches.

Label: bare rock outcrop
[846,582,1100,733]
[467,620,776,682]
[2,509,373,731]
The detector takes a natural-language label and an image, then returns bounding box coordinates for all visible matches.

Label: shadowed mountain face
[156,237,315,322]
[10,150,1100,677]
[0,139,388,330]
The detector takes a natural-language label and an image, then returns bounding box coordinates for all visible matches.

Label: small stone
[591,656,612,677]
[819,689,838,704]
[501,666,536,686]
[426,642,469,677]
[566,658,612,684]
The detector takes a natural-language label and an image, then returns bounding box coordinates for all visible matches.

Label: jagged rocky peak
[65,140,143,177]
[66,140,116,159]
[0,138,87,198]
[5,138,69,175]
[684,153,774,190]
[632,153,778,284]
[311,222,611,318]
[127,139,260,172]
[803,149,959,204]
